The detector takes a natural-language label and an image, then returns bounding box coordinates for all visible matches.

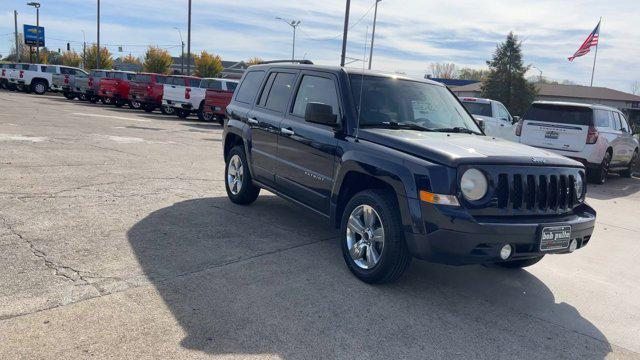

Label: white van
[517,101,639,184]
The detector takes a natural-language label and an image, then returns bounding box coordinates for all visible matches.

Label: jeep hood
[359,129,582,168]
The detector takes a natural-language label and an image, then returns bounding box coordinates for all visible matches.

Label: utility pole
[276,18,301,60]
[14,10,20,62]
[96,0,100,69]
[81,30,86,69]
[174,27,184,74]
[340,0,351,67]
[368,0,381,70]
[187,0,192,76]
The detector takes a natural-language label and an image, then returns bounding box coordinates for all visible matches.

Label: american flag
[568,21,601,61]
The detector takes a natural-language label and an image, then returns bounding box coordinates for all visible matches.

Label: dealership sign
[23,24,45,47]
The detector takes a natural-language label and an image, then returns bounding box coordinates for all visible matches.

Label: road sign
[23,24,45,47]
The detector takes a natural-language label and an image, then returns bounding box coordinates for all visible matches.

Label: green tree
[142,46,172,74]
[60,50,82,67]
[85,44,114,69]
[481,32,537,116]
[194,51,223,77]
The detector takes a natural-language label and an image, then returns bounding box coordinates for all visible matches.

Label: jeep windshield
[350,74,482,134]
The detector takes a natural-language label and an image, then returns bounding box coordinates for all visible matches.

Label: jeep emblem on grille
[531,157,547,164]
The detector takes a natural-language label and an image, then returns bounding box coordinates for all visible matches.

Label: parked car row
[459,96,639,184]
[0,62,238,123]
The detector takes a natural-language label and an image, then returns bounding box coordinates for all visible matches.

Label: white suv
[459,97,517,141]
[517,101,639,184]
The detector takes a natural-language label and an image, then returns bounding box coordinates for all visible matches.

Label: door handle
[247,118,259,125]
[281,128,295,136]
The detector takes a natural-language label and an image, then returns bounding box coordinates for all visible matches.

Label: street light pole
[340,0,351,67]
[81,30,86,69]
[368,0,381,70]
[276,17,301,60]
[96,0,100,69]
[187,0,192,76]
[532,66,543,82]
[174,27,184,74]
[27,2,41,63]
[14,10,20,62]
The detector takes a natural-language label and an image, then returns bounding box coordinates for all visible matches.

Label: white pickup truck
[1,63,17,90]
[163,77,237,121]
[51,67,89,99]
[5,63,75,95]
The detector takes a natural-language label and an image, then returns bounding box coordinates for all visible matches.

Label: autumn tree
[428,62,457,79]
[85,44,114,69]
[142,46,172,74]
[246,57,263,66]
[194,51,224,78]
[121,53,142,67]
[481,32,537,116]
[458,68,488,81]
[60,50,82,67]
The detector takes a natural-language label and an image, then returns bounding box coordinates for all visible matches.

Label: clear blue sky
[2,0,637,92]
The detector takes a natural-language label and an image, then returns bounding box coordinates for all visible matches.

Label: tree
[481,32,537,116]
[246,57,263,66]
[85,44,114,69]
[632,81,640,95]
[194,51,223,78]
[458,68,487,81]
[142,46,172,74]
[428,62,457,79]
[60,50,82,67]
[121,53,142,67]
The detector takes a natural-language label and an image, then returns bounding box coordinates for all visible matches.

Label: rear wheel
[130,100,142,109]
[197,104,214,121]
[621,150,638,178]
[78,93,88,101]
[89,96,98,103]
[176,108,190,119]
[101,97,113,105]
[160,106,175,115]
[225,146,260,205]
[31,80,47,95]
[114,98,125,107]
[63,92,76,100]
[496,256,544,269]
[341,190,412,284]
[589,150,612,184]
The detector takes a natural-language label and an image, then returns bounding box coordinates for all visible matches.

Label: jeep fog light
[500,244,513,260]
[460,168,488,201]
[419,191,460,207]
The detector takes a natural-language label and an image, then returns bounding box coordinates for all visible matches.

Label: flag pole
[590,18,601,87]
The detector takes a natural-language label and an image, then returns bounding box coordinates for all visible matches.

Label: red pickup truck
[203,79,238,124]
[98,71,136,107]
[129,73,167,112]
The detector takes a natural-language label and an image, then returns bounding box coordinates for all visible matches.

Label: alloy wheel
[227,155,244,195]
[601,152,611,183]
[346,205,385,269]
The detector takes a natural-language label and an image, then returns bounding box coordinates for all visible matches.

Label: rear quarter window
[235,71,265,104]
[524,104,593,126]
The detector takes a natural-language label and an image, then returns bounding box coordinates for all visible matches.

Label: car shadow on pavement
[587,175,640,200]
[127,196,612,359]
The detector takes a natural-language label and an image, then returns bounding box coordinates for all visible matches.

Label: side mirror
[512,116,521,125]
[305,102,338,126]
[473,117,485,131]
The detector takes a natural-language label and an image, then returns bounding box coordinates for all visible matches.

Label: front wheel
[63,92,76,100]
[496,256,544,269]
[130,100,142,109]
[225,146,260,205]
[340,190,412,284]
[176,108,190,119]
[197,107,214,122]
[114,98,126,107]
[89,96,98,103]
[143,104,156,113]
[589,151,612,184]
[78,93,88,101]
[101,97,113,105]
[620,150,638,178]
[31,81,47,95]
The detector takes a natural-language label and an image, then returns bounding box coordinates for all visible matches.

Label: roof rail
[257,59,314,65]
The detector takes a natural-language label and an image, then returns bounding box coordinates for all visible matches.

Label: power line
[302,2,376,42]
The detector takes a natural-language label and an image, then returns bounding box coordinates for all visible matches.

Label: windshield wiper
[433,127,481,135]
[362,121,434,132]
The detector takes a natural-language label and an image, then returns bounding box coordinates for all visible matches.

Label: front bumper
[405,202,596,265]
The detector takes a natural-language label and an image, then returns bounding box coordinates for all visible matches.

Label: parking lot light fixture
[276,17,301,60]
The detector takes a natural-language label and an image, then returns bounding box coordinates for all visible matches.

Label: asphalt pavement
[0,90,639,359]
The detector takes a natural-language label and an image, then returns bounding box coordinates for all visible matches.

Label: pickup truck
[459,97,518,141]
[223,62,596,284]
[76,70,112,103]
[128,73,167,112]
[98,71,136,107]
[5,63,61,95]
[1,63,16,90]
[51,67,89,100]
[203,79,238,123]
[161,75,203,118]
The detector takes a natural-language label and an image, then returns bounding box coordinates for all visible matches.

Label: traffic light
[67,42,70,51]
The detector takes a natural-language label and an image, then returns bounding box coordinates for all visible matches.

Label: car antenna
[354,26,368,142]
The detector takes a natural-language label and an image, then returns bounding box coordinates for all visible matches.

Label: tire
[620,150,638,178]
[225,146,260,205]
[89,96,98,104]
[78,93,88,101]
[160,106,175,115]
[130,100,142,109]
[197,105,214,122]
[496,256,544,269]
[7,83,17,91]
[63,92,76,100]
[31,80,47,95]
[114,98,125,107]
[143,104,156,113]
[588,150,612,184]
[101,97,113,105]
[340,189,412,284]
[176,108,190,119]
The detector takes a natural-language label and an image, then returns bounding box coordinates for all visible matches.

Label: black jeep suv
[222,61,596,284]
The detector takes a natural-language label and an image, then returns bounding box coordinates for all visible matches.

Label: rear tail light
[515,119,524,136]
[586,126,599,144]
[115,81,120,87]
[1,69,5,76]
[185,87,191,99]
[88,77,94,87]
[19,70,24,78]
[64,75,69,84]
[146,85,152,93]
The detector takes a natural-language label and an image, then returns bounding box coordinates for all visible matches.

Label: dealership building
[451,82,640,125]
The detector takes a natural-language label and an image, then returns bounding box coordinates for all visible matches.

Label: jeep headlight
[460,168,488,201]
[575,173,584,202]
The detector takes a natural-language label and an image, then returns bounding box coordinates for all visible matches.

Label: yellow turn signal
[419,190,460,207]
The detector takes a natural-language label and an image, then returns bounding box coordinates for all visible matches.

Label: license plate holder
[540,225,571,251]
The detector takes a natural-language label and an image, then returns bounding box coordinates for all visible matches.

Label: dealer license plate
[540,225,571,251]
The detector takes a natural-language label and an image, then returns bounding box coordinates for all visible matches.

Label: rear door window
[134,74,151,83]
[263,72,296,112]
[155,75,167,84]
[612,112,622,131]
[462,101,492,117]
[619,113,630,133]
[235,71,265,104]
[524,104,593,126]
[203,79,222,90]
